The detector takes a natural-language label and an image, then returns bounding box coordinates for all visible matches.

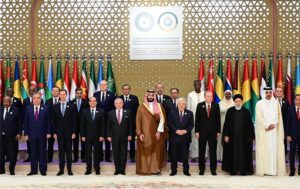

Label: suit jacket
[10,97,22,110]
[80,108,105,140]
[23,97,44,108]
[106,109,133,141]
[45,97,60,133]
[156,94,171,107]
[24,105,51,140]
[168,109,194,143]
[93,90,116,116]
[71,98,89,130]
[286,106,300,140]
[118,94,139,125]
[279,98,290,132]
[0,107,22,139]
[52,102,76,139]
[195,101,221,138]
[164,98,177,117]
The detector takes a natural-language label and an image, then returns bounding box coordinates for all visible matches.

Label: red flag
[198,54,205,92]
[207,55,214,97]
[64,56,71,100]
[80,55,88,99]
[285,53,294,105]
[276,53,283,88]
[70,56,79,100]
[0,55,4,103]
[30,54,37,88]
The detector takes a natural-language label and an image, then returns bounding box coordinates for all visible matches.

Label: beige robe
[255,99,286,176]
[136,103,167,175]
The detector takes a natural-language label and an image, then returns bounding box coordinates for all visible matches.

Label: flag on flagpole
[207,54,214,98]
[5,52,12,95]
[13,55,21,99]
[70,54,79,100]
[225,53,232,92]
[30,53,38,88]
[276,53,283,88]
[214,54,224,103]
[55,53,63,89]
[242,53,251,113]
[97,55,104,91]
[21,54,29,100]
[268,52,275,95]
[251,53,260,121]
[233,54,241,95]
[38,54,46,103]
[88,55,96,98]
[285,52,294,105]
[63,53,71,101]
[107,54,116,95]
[259,53,267,99]
[295,53,300,95]
[80,54,88,99]
[0,53,4,103]
[45,54,53,100]
[198,54,206,92]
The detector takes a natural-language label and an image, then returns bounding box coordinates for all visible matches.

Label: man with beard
[222,94,255,175]
[136,90,167,175]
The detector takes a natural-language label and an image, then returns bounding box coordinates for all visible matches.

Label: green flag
[88,55,96,98]
[106,55,116,94]
[38,55,46,103]
[55,54,63,89]
[5,54,12,95]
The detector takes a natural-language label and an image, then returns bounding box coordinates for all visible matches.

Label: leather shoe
[184,172,191,176]
[170,172,177,176]
[85,171,91,175]
[27,172,37,176]
[211,171,217,176]
[199,171,204,175]
[95,170,100,175]
[68,171,73,176]
[289,172,295,176]
[56,171,64,176]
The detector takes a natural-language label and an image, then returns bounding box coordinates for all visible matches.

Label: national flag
[88,55,96,98]
[276,53,283,88]
[0,53,4,103]
[242,54,251,113]
[21,54,29,100]
[214,55,224,103]
[107,55,116,94]
[38,55,46,103]
[45,54,53,100]
[80,54,88,99]
[13,55,21,99]
[70,55,79,100]
[225,53,232,92]
[207,54,214,98]
[233,54,241,95]
[63,54,71,101]
[251,53,260,121]
[259,53,267,99]
[55,53,63,89]
[97,55,104,91]
[268,52,275,95]
[198,54,206,92]
[30,54,37,88]
[295,53,300,95]
[5,53,12,95]
[285,52,294,104]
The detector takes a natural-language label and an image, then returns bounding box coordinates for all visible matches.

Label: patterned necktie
[117,110,121,125]
[207,104,211,118]
[34,107,39,121]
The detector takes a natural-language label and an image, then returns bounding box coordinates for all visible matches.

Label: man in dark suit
[71,87,89,163]
[45,86,60,163]
[53,89,76,176]
[168,98,194,176]
[0,96,22,175]
[155,82,171,107]
[6,87,22,110]
[24,93,51,176]
[287,94,300,176]
[195,91,221,176]
[80,97,105,175]
[93,80,116,162]
[118,84,139,162]
[107,98,133,175]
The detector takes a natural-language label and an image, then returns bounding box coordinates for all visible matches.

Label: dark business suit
[24,105,51,174]
[80,108,105,172]
[0,107,22,173]
[286,106,300,174]
[168,109,194,173]
[118,94,139,161]
[53,102,76,172]
[45,97,59,162]
[71,98,89,161]
[93,90,115,161]
[278,98,290,155]
[107,109,132,173]
[195,101,221,173]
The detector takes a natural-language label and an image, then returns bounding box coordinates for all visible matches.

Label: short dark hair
[59,89,68,95]
[75,88,83,92]
[52,86,60,90]
[170,88,179,93]
[122,84,130,89]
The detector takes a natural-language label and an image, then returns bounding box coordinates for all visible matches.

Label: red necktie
[207,104,211,118]
[34,107,39,121]
[117,110,121,125]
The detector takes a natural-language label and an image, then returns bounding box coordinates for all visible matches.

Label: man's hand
[195,133,200,139]
[182,130,187,135]
[224,136,229,143]
[266,124,276,131]
[287,136,292,142]
[81,137,86,142]
[72,134,76,140]
[15,134,21,140]
[139,134,145,142]
[46,134,51,139]
[99,137,104,142]
[107,137,112,142]
[24,135,29,141]
[155,132,161,140]
[128,136,132,141]
[53,134,57,140]
[176,130,183,135]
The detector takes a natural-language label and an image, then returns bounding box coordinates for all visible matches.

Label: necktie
[101,93,105,102]
[159,96,162,103]
[125,97,128,103]
[3,108,8,120]
[180,111,183,123]
[77,99,81,112]
[54,98,58,105]
[117,110,121,125]
[279,99,282,107]
[297,107,300,120]
[207,104,211,118]
[173,99,176,109]
[61,103,66,116]
[91,109,95,120]
[34,107,39,121]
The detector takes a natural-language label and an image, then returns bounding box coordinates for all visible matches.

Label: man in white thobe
[255,87,285,176]
[187,80,205,162]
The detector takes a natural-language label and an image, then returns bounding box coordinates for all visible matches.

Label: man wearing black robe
[222,94,255,175]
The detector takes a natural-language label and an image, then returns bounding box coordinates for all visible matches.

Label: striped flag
[30,54,38,88]
[107,55,116,94]
[13,55,21,99]
[259,53,267,99]
[55,53,63,89]
[45,54,53,100]
[251,53,260,121]
[295,53,300,95]
[0,53,4,103]
[80,54,88,99]
[88,55,96,98]
[64,54,71,101]
[207,54,214,97]
[70,55,79,100]
[97,55,104,91]
[276,53,283,88]
[268,52,275,95]
[233,54,241,95]
[5,53,12,95]
[198,54,206,92]
[38,55,46,103]
[21,54,29,100]
[225,53,232,92]
[214,55,224,103]
[242,54,251,113]
[285,52,294,104]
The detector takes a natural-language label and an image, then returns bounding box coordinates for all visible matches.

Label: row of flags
[198,51,299,120]
[0,51,116,104]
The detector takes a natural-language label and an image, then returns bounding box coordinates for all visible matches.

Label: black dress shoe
[289,172,295,176]
[191,159,197,163]
[0,171,5,174]
[82,159,86,163]
[199,171,204,175]
[95,171,100,175]
[211,171,217,176]
[85,171,91,175]
[170,172,177,176]
[120,171,126,175]
[10,172,15,175]
[68,171,73,176]
[57,171,64,176]
[24,158,30,162]
[27,172,37,176]
[230,172,236,175]
[41,173,46,176]
[130,159,136,163]
[105,159,112,162]
[47,159,53,163]
[184,172,191,176]
[114,171,119,175]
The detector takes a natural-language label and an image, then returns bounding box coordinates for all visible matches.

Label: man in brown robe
[136,90,167,175]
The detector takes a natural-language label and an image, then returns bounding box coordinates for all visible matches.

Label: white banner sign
[130,6,183,60]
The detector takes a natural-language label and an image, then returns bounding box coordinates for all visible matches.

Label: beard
[147,97,154,102]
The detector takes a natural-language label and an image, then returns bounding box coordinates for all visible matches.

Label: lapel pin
[10,112,13,114]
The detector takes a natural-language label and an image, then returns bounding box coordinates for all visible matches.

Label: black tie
[173,99,176,109]
[54,98,58,105]
[125,97,128,103]
[92,109,95,120]
[101,93,105,102]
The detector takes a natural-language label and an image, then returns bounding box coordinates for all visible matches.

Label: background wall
[0,0,299,99]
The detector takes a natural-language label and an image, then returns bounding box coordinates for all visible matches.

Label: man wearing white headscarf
[255,87,285,176]
[217,90,234,161]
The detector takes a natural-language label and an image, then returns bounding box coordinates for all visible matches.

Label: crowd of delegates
[0,80,298,177]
